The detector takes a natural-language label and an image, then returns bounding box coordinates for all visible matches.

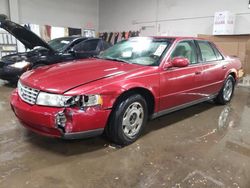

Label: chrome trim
[151,94,218,119]
[17,81,39,105]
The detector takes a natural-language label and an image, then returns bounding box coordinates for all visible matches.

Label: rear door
[195,40,227,96]
[159,40,204,111]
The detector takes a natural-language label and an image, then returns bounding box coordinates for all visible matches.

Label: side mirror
[171,57,189,68]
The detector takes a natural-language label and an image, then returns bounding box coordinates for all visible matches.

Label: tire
[105,94,148,146]
[215,75,235,105]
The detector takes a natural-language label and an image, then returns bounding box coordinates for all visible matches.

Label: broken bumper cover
[10,90,111,139]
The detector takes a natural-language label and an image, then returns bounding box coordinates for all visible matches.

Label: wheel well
[229,72,236,80]
[113,87,155,116]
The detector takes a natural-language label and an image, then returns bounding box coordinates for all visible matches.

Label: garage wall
[99,0,250,36]
[99,0,157,33]
[0,0,10,17]
[18,0,99,30]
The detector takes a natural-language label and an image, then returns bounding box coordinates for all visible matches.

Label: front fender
[97,82,158,110]
[66,82,159,111]
[65,70,160,111]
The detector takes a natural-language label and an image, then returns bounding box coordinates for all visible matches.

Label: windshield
[48,37,76,52]
[99,37,172,66]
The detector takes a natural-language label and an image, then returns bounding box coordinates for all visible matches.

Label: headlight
[36,92,71,107]
[36,92,103,107]
[10,61,30,69]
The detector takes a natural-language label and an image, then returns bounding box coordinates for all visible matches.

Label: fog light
[55,111,67,128]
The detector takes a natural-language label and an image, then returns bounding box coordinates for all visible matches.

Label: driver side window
[171,41,197,64]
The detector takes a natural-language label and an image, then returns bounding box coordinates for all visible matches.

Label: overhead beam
[8,0,19,23]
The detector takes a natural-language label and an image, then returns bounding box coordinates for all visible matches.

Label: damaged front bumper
[10,89,111,139]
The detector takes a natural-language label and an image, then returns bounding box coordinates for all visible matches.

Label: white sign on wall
[213,11,235,35]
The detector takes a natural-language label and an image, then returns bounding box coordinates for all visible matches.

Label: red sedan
[10,37,242,145]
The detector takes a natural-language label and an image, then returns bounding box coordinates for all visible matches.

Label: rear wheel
[105,94,148,146]
[215,75,235,105]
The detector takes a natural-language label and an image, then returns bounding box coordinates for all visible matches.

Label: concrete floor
[0,80,250,188]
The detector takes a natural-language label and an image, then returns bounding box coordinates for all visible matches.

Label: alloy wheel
[122,102,144,139]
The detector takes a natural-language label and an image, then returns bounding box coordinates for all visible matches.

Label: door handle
[222,65,227,69]
[195,71,201,75]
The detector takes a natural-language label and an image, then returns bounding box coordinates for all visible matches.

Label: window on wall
[197,41,217,62]
[171,40,197,64]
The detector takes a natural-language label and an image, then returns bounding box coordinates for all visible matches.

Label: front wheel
[215,75,235,105]
[105,94,148,146]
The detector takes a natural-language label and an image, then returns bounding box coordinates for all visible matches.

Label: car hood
[20,58,144,94]
[0,16,54,51]
[1,47,55,65]
[1,52,28,64]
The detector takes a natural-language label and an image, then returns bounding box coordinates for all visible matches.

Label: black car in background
[0,15,111,83]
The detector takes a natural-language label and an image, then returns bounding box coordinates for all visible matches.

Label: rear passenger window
[197,41,217,62]
[211,44,223,60]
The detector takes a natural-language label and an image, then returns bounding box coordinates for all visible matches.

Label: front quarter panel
[65,67,160,112]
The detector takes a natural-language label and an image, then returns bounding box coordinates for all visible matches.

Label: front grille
[17,81,39,105]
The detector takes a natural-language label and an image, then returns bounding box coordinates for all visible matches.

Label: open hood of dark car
[0,15,54,51]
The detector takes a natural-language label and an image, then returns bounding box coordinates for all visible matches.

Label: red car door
[159,40,204,111]
[196,40,228,96]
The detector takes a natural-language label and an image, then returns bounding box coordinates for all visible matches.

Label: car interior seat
[171,45,188,59]
[186,49,196,64]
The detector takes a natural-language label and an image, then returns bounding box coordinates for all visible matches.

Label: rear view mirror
[171,57,189,68]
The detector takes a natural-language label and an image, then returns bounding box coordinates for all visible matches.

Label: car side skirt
[151,93,218,119]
